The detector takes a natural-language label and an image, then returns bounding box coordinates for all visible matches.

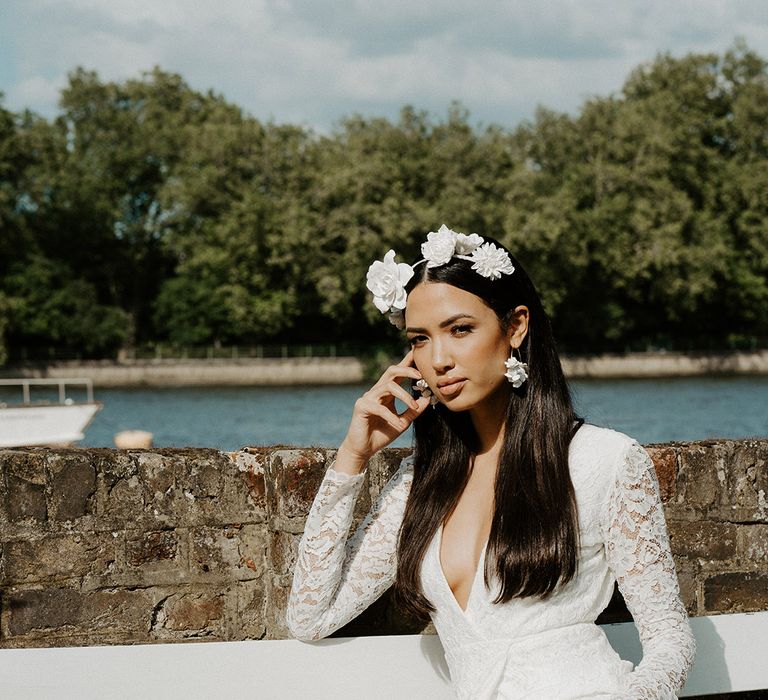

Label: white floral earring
[415,379,439,406]
[504,348,529,388]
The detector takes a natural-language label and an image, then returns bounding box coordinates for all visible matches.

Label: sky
[1,0,767,132]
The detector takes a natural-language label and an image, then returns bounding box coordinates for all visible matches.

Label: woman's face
[405,281,515,413]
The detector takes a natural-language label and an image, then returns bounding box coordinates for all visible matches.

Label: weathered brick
[675,570,698,616]
[135,452,184,525]
[0,458,9,525]
[367,448,412,497]
[190,525,266,580]
[4,451,48,522]
[737,525,768,568]
[704,572,768,613]
[228,450,267,523]
[136,451,176,495]
[270,530,300,576]
[727,442,768,521]
[5,587,154,640]
[97,451,143,526]
[645,446,676,501]
[235,580,266,640]
[152,590,226,638]
[6,587,83,635]
[47,453,96,521]
[269,449,330,519]
[126,450,247,527]
[177,454,224,522]
[4,534,117,584]
[676,442,728,511]
[264,576,290,639]
[127,530,180,567]
[669,521,738,564]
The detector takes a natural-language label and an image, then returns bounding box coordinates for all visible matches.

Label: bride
[287,225,695,699]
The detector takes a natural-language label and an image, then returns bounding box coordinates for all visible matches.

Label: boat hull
[0,402,102,448]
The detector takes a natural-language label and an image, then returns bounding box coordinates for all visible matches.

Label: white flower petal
[421,225,458,267]
[366,249,413,314]
[397,262,415,286]
[470,242,515,279]
[455,232,484,254]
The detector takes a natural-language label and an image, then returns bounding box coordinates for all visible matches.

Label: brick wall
[0,439,766,648]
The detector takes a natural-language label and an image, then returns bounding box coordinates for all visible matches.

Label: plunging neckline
[437,522,489,615]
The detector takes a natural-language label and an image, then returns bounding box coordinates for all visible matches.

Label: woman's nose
[431,341,454,373]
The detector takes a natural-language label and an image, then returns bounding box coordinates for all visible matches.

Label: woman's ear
[507,305,529,349]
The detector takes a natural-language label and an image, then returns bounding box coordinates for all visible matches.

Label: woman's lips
[439,379,466,396]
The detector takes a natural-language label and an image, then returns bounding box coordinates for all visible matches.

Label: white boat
[0,378,102,448]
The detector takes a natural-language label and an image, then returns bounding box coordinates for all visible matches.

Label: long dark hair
[393,235,583,619]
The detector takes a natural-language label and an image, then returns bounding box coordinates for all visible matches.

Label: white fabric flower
[504,356,529,388]
[469,242,515,280]
[366,250,414,314]
[455,232,484,255]
[421,224,457,267]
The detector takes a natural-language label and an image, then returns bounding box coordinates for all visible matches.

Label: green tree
[1,45,766,357]
[4,256,128,356]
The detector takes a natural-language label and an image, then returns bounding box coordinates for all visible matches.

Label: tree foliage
[0,43,766,363]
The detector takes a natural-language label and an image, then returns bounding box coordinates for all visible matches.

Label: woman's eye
[408,335,427,346]
[451,324,472,336]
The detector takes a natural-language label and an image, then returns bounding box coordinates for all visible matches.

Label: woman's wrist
[333,441,371,475]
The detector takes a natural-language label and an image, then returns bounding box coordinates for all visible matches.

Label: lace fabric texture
[602,441,696,699]
[286,462,413,640]
[286,425,695,699]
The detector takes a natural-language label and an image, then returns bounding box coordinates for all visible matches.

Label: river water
[72,376,767,450]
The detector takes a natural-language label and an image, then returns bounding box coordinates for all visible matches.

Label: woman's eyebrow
[406,313,477,334]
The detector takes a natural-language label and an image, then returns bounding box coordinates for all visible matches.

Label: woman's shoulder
[571,422,639,454]
[569,423,642,481]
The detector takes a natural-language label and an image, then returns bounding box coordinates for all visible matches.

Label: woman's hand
[335,350,431,475]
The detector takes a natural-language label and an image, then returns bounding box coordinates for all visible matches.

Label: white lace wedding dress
[286,424,696,699]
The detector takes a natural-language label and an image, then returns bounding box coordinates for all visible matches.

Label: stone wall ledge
[1,438,766,649]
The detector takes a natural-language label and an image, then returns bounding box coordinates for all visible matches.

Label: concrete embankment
[1,357,365,387]
[2,350,767,387]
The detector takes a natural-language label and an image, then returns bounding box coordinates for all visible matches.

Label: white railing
[0,378,95,404]
[0,612,765,698]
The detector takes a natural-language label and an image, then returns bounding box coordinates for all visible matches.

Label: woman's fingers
[381,365,422,386]
[381,351,422,382]
[399,395,431,424]
[399,349,416,367]
[363,400,409,432]
[346,351,427,455]
[366,359,421,404]
[381,380,419,410]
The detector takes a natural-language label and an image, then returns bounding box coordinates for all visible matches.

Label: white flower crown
[365,224,515,329]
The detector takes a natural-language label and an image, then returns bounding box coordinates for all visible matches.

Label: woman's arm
[286,454,414,641]
[601,440,696,699]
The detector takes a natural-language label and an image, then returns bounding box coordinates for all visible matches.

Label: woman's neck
[469,385,510,455]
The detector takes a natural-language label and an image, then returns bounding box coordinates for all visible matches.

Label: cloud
[2,0,766,130]
[6,74,66,113]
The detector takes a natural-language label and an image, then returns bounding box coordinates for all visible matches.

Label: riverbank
[2,350,767,386]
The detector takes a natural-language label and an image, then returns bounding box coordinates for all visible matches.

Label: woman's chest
[439,465,496,610]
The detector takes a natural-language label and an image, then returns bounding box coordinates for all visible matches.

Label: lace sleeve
[601,441,696,699]
[286,454,414,641]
